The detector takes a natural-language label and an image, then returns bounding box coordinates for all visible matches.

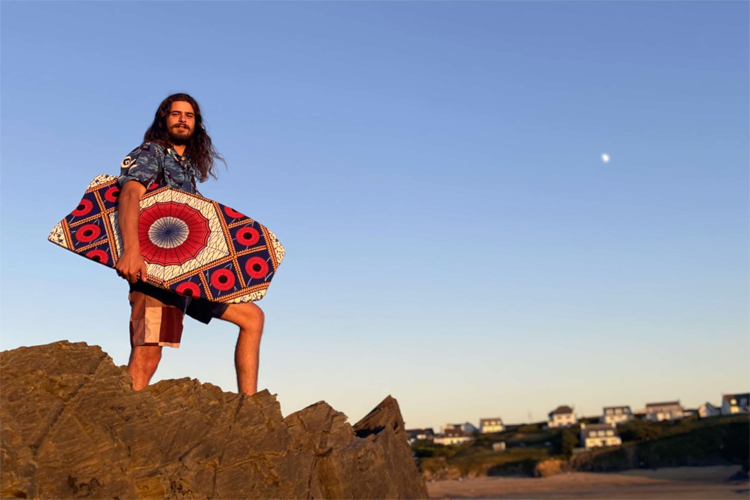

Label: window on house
[606,430,613,436]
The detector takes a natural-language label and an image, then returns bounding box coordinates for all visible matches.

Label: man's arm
[115,180,148,283]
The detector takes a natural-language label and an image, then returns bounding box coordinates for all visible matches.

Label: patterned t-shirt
[118,142,200,194]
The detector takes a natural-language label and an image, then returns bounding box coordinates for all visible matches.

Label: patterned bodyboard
[48,174,285,303]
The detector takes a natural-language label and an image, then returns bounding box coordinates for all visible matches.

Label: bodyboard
[48,174,285,303]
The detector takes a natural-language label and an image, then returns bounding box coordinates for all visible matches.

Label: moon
[601,154,610,163]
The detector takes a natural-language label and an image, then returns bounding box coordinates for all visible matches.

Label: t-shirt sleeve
[118,143,164,189]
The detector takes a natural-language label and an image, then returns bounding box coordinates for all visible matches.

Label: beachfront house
[442,422,478,434]
[547,405,577,428]
[479,418,504,433]
[434,427,473,445]
[698,403,721,418]
[721,393,750,415]
[492,442,506,452]
[645,401,684,421]
[580,423,622,449]
[406,428,435,445]
[600,406,633,425]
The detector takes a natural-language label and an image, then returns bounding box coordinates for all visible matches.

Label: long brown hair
[143,93,225,181]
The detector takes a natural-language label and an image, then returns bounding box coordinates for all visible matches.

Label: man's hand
[115,249,148,283]
[116,180,148,283]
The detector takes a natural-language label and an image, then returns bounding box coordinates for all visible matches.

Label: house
[600,406,632,425]
[442,422,478,435]
[434,427,473,445]
[479,418,504,433]
[721,393,750,415]
[548,406,577,428]
[645,401,684,421]
[406,428,435,445]
[580,423,622,449]
[698,403,721,418]
[492,442,506,452]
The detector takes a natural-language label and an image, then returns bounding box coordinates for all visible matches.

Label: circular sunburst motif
[148,217,189,248]
[139,202,211,266]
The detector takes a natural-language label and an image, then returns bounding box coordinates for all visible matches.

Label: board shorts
[128,281,230,349]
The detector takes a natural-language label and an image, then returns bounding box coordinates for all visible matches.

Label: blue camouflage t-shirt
[118,142,200,194]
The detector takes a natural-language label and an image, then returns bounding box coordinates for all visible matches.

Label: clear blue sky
[1,2,747,432]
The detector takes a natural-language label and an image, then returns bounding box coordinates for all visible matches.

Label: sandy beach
[427,465,748,499]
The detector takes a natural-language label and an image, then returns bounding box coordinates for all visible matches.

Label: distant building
[698,403,721,418]
[492,442,506,452]
[480,418,504,433]
[580,423,622,450]
[434,427,473,445]
[721,393,750,415]
[645,401,684,422]
[406,428,435,445]
[442,422,478,434]
[548,406,577,428]
[600,406,633,425]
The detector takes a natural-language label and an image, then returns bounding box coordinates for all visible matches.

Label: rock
[533,458,566,478]
[0,341,428,499]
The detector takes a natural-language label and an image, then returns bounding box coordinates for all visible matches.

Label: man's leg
[218,302,265,395]
[126,285,185,391]
[127,345,163,390]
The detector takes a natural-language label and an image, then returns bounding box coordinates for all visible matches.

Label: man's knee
[240,303,264,330]
[224,302,264,331]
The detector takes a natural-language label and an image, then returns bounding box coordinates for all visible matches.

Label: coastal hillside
[414,415,749,480]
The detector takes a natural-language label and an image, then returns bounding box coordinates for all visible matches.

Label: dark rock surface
[0,341,428,499]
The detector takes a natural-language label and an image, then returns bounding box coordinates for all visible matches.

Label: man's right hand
[116,250,148,283]
[116,180,149,284]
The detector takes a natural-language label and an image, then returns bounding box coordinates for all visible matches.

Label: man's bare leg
[127,345,163,390]
[220,303,265,395]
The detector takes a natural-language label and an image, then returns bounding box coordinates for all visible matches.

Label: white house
[442,422,478,434]
[721,393,750,415]
[433,427,473,445]
[580,423,622,450]
[548,406,576,428]
[479,418,504,433]
[698,403,721,418]
[406,428,435,445]
[645,401,684,422]
[600,406,632,425]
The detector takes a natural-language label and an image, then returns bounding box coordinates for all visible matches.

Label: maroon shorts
[128,282,229,349]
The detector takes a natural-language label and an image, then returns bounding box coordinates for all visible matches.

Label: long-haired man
[115,93,265,395]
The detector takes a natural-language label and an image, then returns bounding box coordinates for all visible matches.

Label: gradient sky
[1,1,748,433]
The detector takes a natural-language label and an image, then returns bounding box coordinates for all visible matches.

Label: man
[115,93,265,395]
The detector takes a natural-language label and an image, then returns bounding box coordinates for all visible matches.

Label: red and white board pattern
[48,174,285,303]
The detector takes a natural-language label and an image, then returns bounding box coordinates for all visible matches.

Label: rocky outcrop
[0,341,428,499]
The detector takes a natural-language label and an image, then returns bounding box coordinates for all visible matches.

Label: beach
[427,465,748,499]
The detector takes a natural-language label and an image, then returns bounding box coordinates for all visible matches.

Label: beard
[168,126,193,146]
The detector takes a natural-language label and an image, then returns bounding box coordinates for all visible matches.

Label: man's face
[166,101,196,145]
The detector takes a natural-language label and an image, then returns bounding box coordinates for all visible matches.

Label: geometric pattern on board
[48,174,284,303]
